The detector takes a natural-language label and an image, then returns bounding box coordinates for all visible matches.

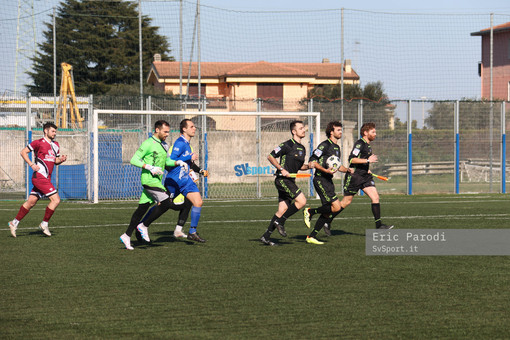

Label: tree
[27,0,172,95]
[307,81,392,129]
[425,98,496,130]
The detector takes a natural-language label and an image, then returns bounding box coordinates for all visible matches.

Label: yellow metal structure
[56,62,84,128]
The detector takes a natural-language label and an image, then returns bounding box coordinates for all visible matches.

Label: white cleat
[39,223,51,237]
[8,221,17,238]
[173,230,188,238]
[120,233,134,250]
[136,223,150,242]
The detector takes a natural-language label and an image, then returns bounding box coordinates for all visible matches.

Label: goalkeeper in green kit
[119,120,188,250]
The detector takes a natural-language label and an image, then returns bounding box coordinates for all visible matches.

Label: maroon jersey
[28,137,60,179]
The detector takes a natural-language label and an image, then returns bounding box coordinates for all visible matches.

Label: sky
[2,0,510,101]
[198,0,510,13]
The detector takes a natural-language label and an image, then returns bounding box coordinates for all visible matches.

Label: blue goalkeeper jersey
[166,135,193,180]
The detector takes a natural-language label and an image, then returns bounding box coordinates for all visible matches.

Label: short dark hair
[326,120,342,138]
[180,119,193,134]
[43,122,57,131]
[290,120,304,134]
[360,122,376,136]
[154,120,170,131]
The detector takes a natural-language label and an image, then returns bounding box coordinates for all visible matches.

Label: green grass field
[1,194,510,339]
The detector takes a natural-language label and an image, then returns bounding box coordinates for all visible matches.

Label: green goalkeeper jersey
[130,136,176,189]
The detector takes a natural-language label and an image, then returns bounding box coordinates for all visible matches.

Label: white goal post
[92,110,320,203]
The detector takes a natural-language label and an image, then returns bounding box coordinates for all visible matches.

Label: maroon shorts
[31,176,57,198]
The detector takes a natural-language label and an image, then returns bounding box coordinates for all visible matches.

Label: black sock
[126,203,151,236]
[310,215,328,238]
[144,199,172,227]
[263,215,278,239]
[372,203,382,228]
[177,199,193,226]
[330,207,344,220]
[277,203,300,225]
[310,204,331,217]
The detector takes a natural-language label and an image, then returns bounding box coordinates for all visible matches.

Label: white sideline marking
[0,198,509,212]
[2,213,509,232]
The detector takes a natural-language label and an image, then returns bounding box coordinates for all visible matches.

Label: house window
[257,83,283,110]
[187,84,206,99]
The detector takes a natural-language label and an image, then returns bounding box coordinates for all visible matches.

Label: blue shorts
[164,175,199,198]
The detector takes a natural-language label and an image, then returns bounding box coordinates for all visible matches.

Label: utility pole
[15,0,36,93]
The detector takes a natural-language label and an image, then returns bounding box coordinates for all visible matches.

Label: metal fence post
[25,93,32,199]
[308,98,314,197]
[501,101,506,194]
[256,98,261,198]
[407,100,412,195]
[455,100,460,194]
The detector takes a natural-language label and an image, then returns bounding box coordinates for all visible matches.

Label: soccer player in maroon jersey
[8,122,67,237]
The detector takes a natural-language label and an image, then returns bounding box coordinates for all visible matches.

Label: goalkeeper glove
[200,169,209,177]
[175,160,189,172]
[145,164,163,176]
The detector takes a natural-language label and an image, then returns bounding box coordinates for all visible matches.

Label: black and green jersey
[348,137,372,175]
[269,138,306,177]
[309,138,341,180]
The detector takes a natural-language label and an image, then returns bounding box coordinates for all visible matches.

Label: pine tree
[27,0,172,94]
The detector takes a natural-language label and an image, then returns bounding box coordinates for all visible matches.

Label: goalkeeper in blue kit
[119,120,188,250]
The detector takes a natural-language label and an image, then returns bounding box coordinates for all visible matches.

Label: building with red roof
[471,22,510,100]
[147,58,359,111]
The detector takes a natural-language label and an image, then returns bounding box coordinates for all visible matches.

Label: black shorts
[313,175,338,205]
[343,173,375,196]
[274,177,302,203]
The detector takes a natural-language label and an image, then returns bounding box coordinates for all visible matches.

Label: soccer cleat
[187,232,206,243]
[39,223,51,236]
[274,221,287,237]
[323,222,331,236]
[376,224,394,230]
[303,208,311,229]
[260,235,277,246]
[8,221,17,238]
[306,236,324,245]
[120,233,134,250]
[136,223,150,242]
[173,230,188,238]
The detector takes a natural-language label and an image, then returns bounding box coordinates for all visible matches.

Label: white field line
[2,213,510,232]
[1,199,509,212]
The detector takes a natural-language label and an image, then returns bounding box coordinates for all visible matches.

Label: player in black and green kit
[260,120,310,246]
[303,121,352,244]
[339,122,393,229]
[119,120,188,250]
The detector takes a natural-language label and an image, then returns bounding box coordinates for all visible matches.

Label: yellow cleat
[306,236,324,245]
[173,194,185,205]
[303,208,311,229]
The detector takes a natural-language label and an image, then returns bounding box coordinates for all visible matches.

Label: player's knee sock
[43,207,55,223]
[277,203,300,225]
[189,206,202,234]
[310,204,331,217]
[144,199,172,227]
[263,215,278,238]
[371,203,382,228]
[310,215,328,238]
[141,206,156,224]
[177,199,192,227]
[329,207,344,222]
[126,203,151,236]
[14,205,30,223]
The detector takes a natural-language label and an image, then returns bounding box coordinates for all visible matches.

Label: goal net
[92,110,320,202]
